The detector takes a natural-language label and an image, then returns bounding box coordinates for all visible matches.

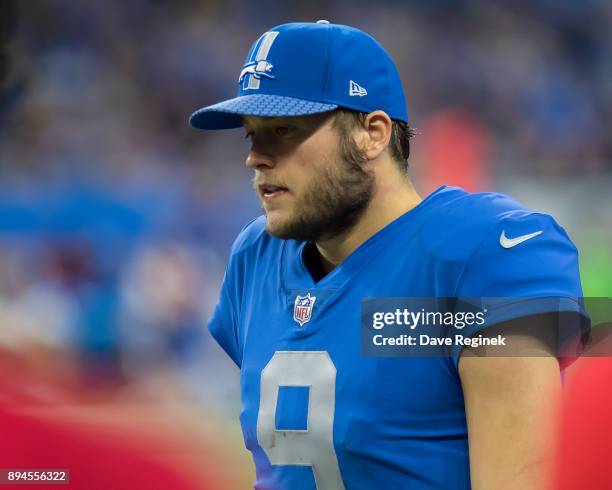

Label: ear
[362,111,393,160]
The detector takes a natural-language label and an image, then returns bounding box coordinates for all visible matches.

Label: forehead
[242,112,334,129]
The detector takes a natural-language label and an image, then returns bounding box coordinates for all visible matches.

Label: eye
[274,126,294,136]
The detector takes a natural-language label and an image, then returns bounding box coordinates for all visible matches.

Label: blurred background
[1,0,611,487]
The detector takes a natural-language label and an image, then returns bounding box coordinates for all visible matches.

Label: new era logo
[349,80,367,97]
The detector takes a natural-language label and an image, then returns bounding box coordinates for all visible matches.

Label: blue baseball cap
[189,21,408,130]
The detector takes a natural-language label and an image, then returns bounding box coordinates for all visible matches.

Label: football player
[190,21,587,490]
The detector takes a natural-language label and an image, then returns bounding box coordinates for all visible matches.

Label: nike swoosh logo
[499,230,543,248]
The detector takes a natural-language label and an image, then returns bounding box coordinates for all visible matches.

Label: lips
[258,183,289,199]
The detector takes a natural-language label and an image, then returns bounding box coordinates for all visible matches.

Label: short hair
[332,108,416,172]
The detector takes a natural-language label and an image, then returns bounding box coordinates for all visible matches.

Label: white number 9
[257,351,345,489]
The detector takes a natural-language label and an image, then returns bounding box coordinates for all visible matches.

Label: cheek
[289,172,321,202]
[278,135,338,195]
[282,157,313,193]
[291,146,336,183]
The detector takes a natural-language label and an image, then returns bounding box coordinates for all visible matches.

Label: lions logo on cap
[240,31,279,90]
[239,60,275,84]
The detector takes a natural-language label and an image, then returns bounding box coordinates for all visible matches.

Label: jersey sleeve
[208,217,262,368]
[451,211,588,364]
[208,265,242,367]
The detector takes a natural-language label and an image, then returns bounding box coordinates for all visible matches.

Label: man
[190,21,586,489]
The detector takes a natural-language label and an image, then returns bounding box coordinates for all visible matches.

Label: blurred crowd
[0,0,610,413]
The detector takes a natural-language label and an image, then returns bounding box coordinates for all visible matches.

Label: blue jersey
[209,186,585,490]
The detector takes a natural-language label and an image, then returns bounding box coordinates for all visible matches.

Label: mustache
[252,176,290,191]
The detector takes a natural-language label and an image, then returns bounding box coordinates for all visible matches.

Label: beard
[259,156,375,243]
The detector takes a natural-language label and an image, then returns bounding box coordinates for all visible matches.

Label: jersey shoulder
[230,215,267,255]
[227,215,283,278]
[426,185,533,232]
[419,186,575,261]
[229,214,283,262]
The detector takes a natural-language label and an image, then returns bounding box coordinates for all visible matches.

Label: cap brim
[189,94,338,130]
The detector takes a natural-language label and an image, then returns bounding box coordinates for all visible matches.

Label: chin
[264,212,298,240]
[264,212,287,234]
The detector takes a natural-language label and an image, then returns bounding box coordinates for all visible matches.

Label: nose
[245,146,275,170]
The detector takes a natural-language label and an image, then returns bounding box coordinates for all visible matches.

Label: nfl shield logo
[293,293,317,326]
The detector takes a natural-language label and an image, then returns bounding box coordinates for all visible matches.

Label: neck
[315,173,421,274]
